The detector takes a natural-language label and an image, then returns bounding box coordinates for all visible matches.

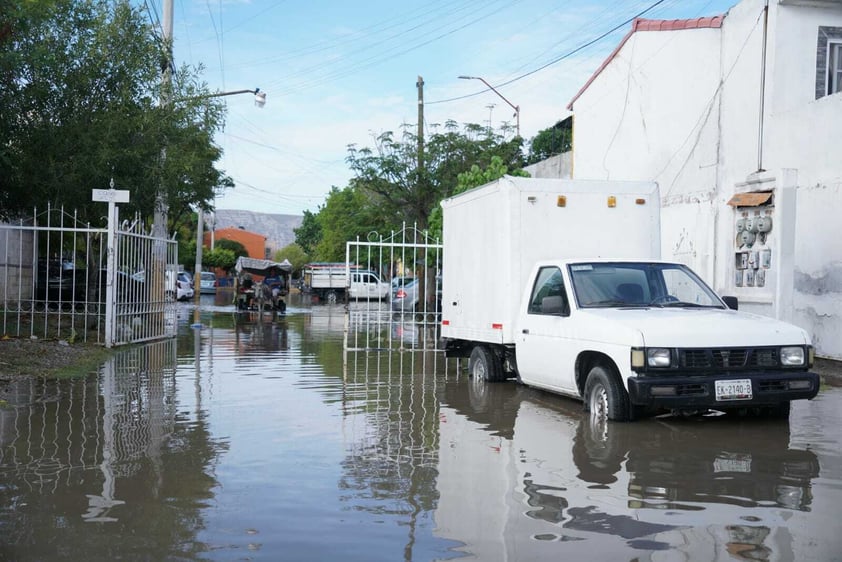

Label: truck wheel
[469,346,504,382]
[326,291,337,304]
[584,365,630,422]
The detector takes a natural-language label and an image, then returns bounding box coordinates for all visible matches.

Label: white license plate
[714,455,752,473]
[715,379,752,401]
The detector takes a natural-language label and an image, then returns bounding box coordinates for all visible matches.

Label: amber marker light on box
[607,196,617,207]
[636,198,646,205]
[557,195,567,207]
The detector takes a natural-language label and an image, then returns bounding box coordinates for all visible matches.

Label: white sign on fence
[91,189,130,203]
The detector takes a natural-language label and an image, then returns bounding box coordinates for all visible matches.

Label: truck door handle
[522,329,529,334]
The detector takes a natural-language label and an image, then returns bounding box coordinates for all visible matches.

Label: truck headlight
[780,346,806,366]
[647,348,671,368]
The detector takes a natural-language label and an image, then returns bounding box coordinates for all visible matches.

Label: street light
[189,87,266,325]
[179,88,267,108]
[458,76,520,138]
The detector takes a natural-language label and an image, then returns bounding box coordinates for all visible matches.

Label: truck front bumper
[627,371,820,409]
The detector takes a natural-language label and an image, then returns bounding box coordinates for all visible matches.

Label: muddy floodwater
[2,294,841,561]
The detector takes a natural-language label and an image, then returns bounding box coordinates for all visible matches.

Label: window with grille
[816,27,842,99]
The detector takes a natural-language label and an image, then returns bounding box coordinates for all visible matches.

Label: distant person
[263,267,286,307]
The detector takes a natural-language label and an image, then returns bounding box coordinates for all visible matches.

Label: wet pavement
[1,292,841,561]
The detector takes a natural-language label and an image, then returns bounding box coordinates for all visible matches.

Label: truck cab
[348,270,389,301]
[509,259,818,420]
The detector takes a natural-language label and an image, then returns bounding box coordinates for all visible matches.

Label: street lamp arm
[458,76,518,113]
[177,88,266,107]
[458,75,520,137]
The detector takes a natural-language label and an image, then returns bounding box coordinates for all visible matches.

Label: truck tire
[584,365,630,422]
[326,290,337,304]
[469,346,504,382]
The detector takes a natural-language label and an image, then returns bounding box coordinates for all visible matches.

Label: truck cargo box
[440,176,660,346]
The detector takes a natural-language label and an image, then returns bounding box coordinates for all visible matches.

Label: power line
[426,0,668,106]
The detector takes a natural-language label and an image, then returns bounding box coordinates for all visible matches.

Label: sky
[154,0,739,216]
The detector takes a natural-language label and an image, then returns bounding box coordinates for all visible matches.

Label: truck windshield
[568,262,725,309]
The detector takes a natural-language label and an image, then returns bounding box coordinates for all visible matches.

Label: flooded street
[2,293,842,561]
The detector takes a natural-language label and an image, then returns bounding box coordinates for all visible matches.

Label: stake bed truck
[440,177,819,421]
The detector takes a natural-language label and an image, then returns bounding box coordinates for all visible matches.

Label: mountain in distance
[211,209,302,255]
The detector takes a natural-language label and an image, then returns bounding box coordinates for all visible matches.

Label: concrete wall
[0,226,35,301]
[524,152,573,179]
[568,0,842,358]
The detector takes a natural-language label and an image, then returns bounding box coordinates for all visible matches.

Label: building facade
[567,0,842,359]
[205,227,267,260]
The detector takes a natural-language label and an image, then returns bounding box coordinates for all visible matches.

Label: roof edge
[566,15,725,111]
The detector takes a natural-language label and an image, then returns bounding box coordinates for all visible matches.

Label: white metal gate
[344,224,444,353]
[0,201,177,347]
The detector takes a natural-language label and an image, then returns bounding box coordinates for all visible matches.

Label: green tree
[427,155,529,238]
[346,121,524,231]
[203,248,236,272]
[294,209,322,256]
[526,121,572,165]
[214,239,248,260]
[0,0,231,230]
[274,243,308,275]
[312,186,391,262]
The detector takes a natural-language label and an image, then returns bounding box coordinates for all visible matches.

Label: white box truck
[440,176,819,421]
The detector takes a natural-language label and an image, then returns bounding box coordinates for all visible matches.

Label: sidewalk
[815,357,842,387]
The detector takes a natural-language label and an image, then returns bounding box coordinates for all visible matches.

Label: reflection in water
[2,299,840,561]
[0,339,227,560]
[435,379,833,561]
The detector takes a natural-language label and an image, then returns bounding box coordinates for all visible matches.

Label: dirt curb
[0,337,110,380]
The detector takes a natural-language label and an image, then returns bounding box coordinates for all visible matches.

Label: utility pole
[416,76,424,176]
[154,0,174,240]
[416,75,433,306]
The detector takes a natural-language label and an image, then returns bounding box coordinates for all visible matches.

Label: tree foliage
[203,248,236,272]
[0,0,231,230]
[427,155,530,238]
[274,243,309,275]
[293,209,322,256]
[311,186,391,262]
[345,121,524,231]
[214,238,248,260]
[526,121,572,165]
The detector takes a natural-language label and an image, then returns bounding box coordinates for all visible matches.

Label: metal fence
[0,204,177,346]
[344,224,444,353]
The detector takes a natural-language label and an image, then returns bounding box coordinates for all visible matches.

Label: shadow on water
[1,295,840,561]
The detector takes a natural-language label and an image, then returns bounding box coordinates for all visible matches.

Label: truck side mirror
[722,296,738,310]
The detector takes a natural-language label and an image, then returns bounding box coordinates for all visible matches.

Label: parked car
[97,269,148,302]
[34,259,87,302]
[175,271,194,301]
[199,271,217,294]
[126,269,193,301]
[390,276,415,298]
[391,276,441,313]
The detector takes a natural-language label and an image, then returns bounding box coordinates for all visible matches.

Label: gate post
[93,183,130,348]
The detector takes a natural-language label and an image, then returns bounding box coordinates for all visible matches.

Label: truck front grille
[676,347,784,371]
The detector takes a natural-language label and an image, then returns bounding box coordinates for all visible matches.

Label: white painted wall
[524,152,572,179]
[569,0,842,358]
